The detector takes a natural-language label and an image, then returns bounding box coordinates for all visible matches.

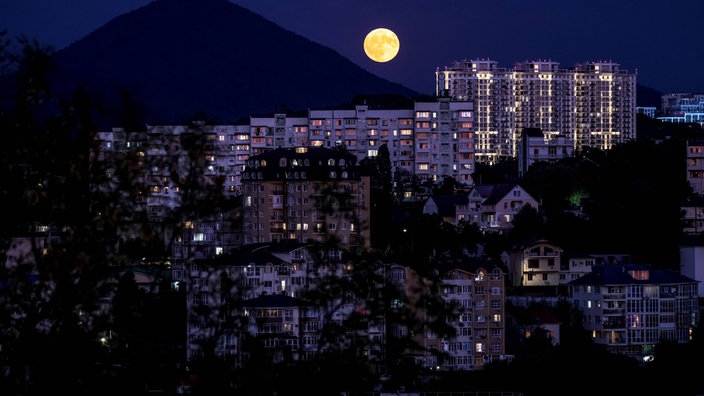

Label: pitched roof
[569,264,697,285]
[243,146,360,181]
[194,248,288,268]
[473,183,519,205]
[242,240,312,254]
[428,194,469,217]
[434,256,507,274]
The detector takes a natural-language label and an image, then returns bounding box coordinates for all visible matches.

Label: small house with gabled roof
[423,183,538,233]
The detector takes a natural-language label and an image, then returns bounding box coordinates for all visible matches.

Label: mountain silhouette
[49,0,419,127]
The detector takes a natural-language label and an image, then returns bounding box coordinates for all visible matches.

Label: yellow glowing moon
[363,28,400,63]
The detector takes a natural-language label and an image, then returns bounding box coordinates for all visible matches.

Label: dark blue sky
[2,0,702,95]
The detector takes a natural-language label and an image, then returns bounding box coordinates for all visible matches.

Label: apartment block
[183,243,328,363]
[309,100,475,196]
[433,260,507,370]
[413,99,474,185]
[436,59,636,163]
[240,146,370,251]
[569,263,699,359]
[183,243,506,373]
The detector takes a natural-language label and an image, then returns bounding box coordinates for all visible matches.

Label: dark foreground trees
[0,34,189,394]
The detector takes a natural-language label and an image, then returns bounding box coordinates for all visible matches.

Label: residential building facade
[183,243,328,364]
[422,183,539,233]
[517,127,574,176]
[503,239,563,288]
[435,59,637,163]
[240,146,371,251]
[686,138,704,196]
[465,184,540,232]
[569,263,699,358]
[434,261,507,369]
[183,244,506,373]
[679,242,704,298]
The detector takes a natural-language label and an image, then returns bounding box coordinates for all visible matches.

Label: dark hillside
[636,84,662,108]
[48,0,418,127]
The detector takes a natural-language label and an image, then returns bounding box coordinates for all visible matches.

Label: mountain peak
[52,0,418,127]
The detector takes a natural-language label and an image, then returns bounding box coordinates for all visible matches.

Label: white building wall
[680,245,704,298]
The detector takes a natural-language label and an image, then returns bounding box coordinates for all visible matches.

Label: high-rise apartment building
[436,59,636,164]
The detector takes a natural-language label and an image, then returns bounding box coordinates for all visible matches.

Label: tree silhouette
[508,204,544,243]
[362,143,396,251]
[0,34,115,394]
[0,34,200,394]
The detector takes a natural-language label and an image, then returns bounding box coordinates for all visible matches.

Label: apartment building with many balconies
[183,242,331,364]
[435,59,636,164]
[569,263,699,359]
[433,260,508,370]
[307,106,415,182]
[412,99,474,185]
[183,242,506,373]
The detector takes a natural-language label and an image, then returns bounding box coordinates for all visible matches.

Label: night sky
[1,0,702,95]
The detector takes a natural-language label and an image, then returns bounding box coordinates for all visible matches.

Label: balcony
[603,294,625,300]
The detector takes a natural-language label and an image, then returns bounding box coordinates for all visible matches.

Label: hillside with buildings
[2,1,704,394]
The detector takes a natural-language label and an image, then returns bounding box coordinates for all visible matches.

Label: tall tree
[0,34,114,394]
[0,33,200,394]
[367,143,397,251]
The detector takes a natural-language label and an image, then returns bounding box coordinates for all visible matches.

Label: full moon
[363,28,400,63]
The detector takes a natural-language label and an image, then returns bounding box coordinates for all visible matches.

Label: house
[517,128,574,176]
[467,184,539,232]
[503,239,563,288]
[423,183,539,233]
